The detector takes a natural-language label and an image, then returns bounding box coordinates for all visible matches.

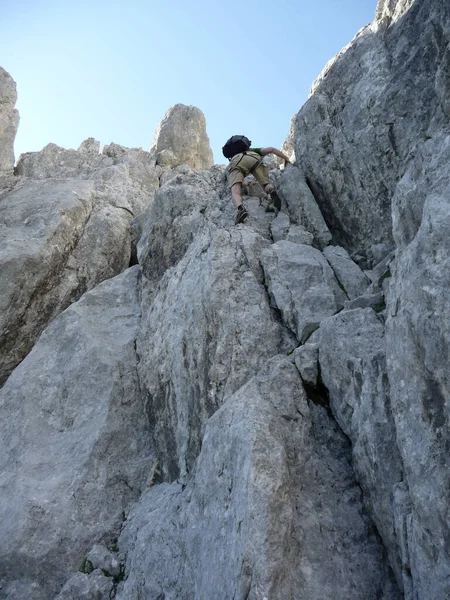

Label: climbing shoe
[235,205,249,224]
[270,190,282,211]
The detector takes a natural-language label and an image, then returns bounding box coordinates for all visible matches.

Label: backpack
[222,135,251,159]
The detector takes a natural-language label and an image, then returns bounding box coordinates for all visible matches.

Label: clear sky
[1,0,377,164]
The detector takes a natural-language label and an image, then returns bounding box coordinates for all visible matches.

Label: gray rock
[0,178,132,385]
[16,141,161,216]
[150,104,214,170]
[117,357,400,600]
[385,132,450,599]
[86,543,121,578]
[0,268,154,598]
[293,342,319,387]
[277,164,332,249]
[270,211,290,242]
[343,291,385,312]
[291,0,450,258]
[137,166,229,285]
[15,142,114,179]
[78,137,100,154]
[323,245,370,299]
[137,227,290,481]
[375,0,416,25]
[365,250,394,292]
[0,67,19,176]
[318,308,405,591]
[261,241,344,342]
[286,224,314,245]
[54,570,114,600]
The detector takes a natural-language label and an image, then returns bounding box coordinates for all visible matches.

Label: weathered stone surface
[16,142,161,215]
[138,165,229,284]
[138,226,291,481]
[293,342,319,387]
[323,245,370,299]
[278,164,332,249]
[291,0,450,258]
[286,224,314,245]
[54,570,114,600]
[78,137,100,154]
[344,290,385,312]
[86,543,122,578]
[117,357,400,600]
[385,132,450,599]
[15,142,114,179]
[261,241,344,342]
[270,210,290,242]
[318,308,405,591]
[0,178,132,385]
[0,67,19,176]
[375,0,415,25]
[150,104,214,170]
[0,267,154,598]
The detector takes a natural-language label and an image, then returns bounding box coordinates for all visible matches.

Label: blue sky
[1,0,377,164]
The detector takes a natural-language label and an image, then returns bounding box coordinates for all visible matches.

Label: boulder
[261,241,344,342]
[323,245,370,299]
[277,165,332,249]
[150,104,214,170]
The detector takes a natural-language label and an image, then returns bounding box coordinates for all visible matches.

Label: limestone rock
[117,357,400,600]
[0,67,19,177]
[286,224,314,245]
[138,198,292,481]
[0,178,132,385]
[291,0,450,258]
[0,267,154,599]
[150,104,214,170]
[318,308,405,591]
[277,164,332,249]
[270,211,290,242]
[344,291,385,312]
[323,245,370,299]
[16,141,161,215]
[375,0,416,25]
[15,142,114,179]
[261,241,344,342]
[78,137,100,154]
[293,342,319,387]
[385,132,450,599]
[86,544,121,578]
[54,570,114,600]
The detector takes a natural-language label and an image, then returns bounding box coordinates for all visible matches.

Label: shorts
[227,151,270,189]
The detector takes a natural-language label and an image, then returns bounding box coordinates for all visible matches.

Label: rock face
[0,267,154,600]
[0,135,162,384]
[0,67,19,178]
[292,0,450,260]
[116,357,399,600]
[150,104,214,170]
[1,2,450,598]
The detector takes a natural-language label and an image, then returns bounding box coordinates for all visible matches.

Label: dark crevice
[302,376,331,411]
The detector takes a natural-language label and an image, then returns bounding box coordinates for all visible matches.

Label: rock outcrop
[292,0,450,261]
[150,104,214,170]
[0,67,19,178]
[0,1,449,598]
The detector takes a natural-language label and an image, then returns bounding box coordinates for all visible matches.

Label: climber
[222,135,291,224]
